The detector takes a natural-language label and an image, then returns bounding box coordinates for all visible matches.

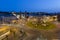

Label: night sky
[0,0,60,12]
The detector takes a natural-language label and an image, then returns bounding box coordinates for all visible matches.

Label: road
[4,24,41,40]
[0,31,10,40]
[1,21,60,40]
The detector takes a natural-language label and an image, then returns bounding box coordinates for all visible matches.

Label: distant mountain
[0,11,60,17]
[0,12,14,17]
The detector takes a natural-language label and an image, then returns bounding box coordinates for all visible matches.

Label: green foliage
[26,21,56,30]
